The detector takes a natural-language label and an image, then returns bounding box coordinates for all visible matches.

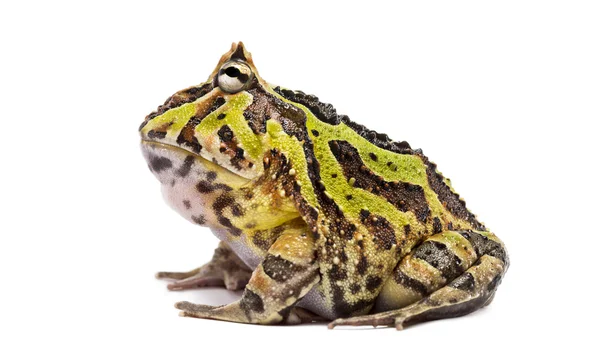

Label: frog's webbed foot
[156,242,252,291]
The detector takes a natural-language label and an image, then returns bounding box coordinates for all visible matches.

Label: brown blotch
[177,156,195,177]
[433,217,443,234]
[196,180,232,193]
[366,275,383,292]
[262,254,305,282]
[356,255,369,275]
[216,125,252,170]
[360,213,397,250]
[191,215,206,225]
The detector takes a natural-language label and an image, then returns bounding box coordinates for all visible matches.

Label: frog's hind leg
[156,241,252,291]
[175,227,321,325]
[329,230,508,330]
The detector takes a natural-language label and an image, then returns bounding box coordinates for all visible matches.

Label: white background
[1,1,599,355]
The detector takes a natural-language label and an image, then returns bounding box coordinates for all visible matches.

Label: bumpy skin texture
[140,42,508,329]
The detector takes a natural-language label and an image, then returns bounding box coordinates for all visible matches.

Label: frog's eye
[217,61,253,93]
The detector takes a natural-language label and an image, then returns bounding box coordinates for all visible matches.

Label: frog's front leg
[329,230,508,330]
[156,241,252,291]
[176,227,320,324]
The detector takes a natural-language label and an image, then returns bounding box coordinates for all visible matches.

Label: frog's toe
[156,242,251,291]
[394,316,408,330]
[327,313,396,329]
[175,301,220,319]
[163,275,226,291]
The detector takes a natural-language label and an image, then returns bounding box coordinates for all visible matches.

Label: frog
[139,42,508,329]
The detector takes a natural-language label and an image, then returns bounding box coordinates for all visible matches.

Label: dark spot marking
[393,270,428,295]
[177,156,195,177]
[459,231,507,264]
[414,241,463,281]
[206,171,217,181]
[196,180,232,194]
[183,200,191,209]
[176,116,203,154]
[356,255,368,275]
[433,217,443,234]
[147,130,167,140]
[360,213,396,250]
[369,152,378,161]
[450,272,476,292]
[217,113,226,120]
[149,156,172,172]
[331,285,374,318]
[350,283,361,294]
[212,193,242,236]
[311,129,320,137]
[366,276,383,292]
[240,289,264,319]
[196,181,213,193]
[262,254,305,282]
[329,264,347,281]
[191,215,205,225]
[217,125,234,142]
[360,209,370,220]
[231,203,244,217]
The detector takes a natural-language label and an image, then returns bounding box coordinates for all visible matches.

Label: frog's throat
[141,140,251,183]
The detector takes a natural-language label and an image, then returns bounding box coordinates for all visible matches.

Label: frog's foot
[176,302,326,325]
[174,229,321,325]
[156,242,251,291]
[328,290,495,330]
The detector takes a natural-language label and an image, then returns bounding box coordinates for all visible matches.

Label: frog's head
[140,42,306,182]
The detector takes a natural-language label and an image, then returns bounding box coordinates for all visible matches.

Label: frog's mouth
[140,140,251,187]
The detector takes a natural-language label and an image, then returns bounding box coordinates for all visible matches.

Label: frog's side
[139,42,508,329]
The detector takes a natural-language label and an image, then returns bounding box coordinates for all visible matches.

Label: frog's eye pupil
[225,67,240,77]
